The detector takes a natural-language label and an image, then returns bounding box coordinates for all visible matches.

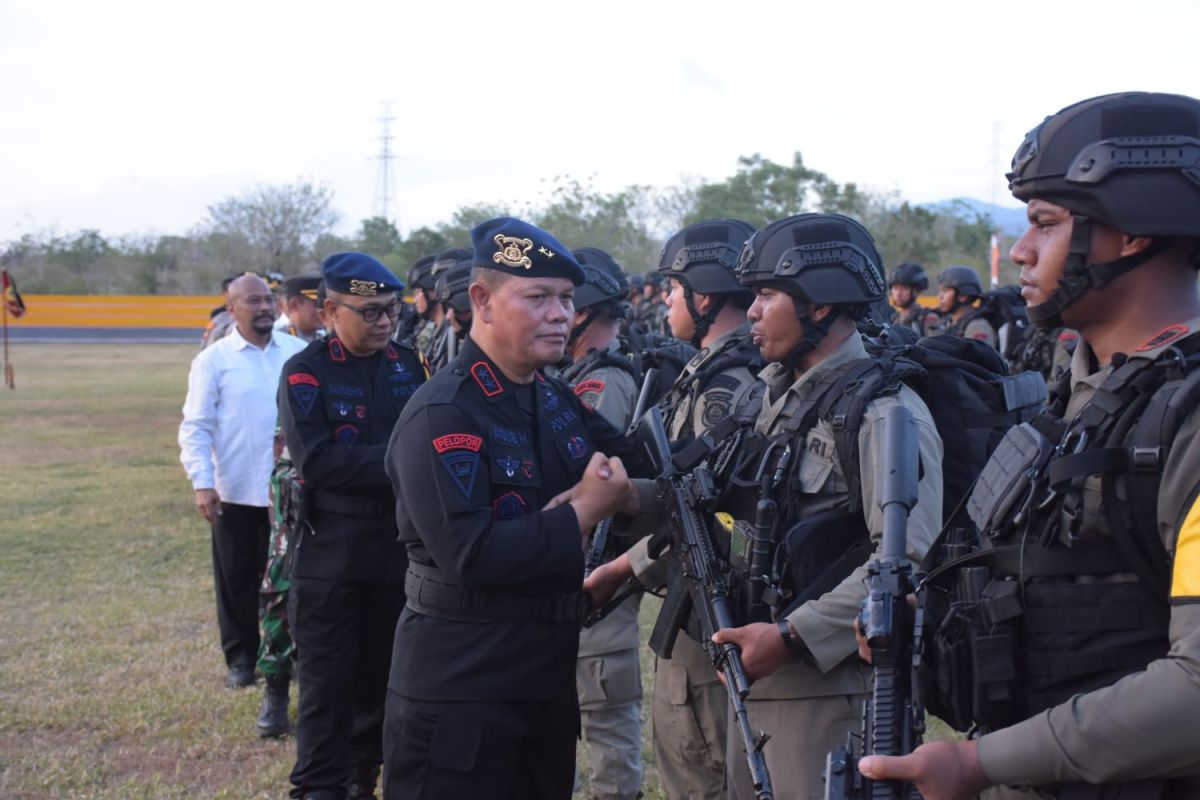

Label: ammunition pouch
[967,421,1056,539]
[773,507,872,620]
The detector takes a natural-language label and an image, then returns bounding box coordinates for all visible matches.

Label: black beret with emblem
[284,274,322,301]
[321,251,404,297]
[470,217,585,286]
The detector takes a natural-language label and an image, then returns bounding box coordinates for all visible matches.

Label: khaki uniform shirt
[630,333,943,699]
[978,317,1200,791]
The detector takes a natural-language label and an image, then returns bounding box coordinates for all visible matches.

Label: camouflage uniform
[256,447,299,679]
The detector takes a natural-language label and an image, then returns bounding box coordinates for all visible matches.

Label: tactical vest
[557,343,640,387]
[658,334,761,441]
[920,333,1200,733]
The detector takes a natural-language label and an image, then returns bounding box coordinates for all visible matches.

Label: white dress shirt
[179,326,307,507]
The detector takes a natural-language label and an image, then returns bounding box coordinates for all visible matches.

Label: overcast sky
[1,0,1196,245]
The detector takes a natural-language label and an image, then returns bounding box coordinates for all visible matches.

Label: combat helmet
[658,218,755,345]
[570,247,628,346]
[889,262,929,292]
[737,212,885,358]
[937,265,985,300]
[1007,91,1200,327]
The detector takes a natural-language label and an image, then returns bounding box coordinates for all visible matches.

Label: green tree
[356,217,402,258]
[682,152,834,229]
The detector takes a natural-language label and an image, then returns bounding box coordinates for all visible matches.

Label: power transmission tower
[372,102,397,226]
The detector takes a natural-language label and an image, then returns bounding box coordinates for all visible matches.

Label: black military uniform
[279,253,426,800]
[382,218,645,800]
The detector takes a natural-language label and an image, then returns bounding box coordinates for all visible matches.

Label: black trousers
[211,502,270,669]
[288,577,406,799]
[383,690,579,800]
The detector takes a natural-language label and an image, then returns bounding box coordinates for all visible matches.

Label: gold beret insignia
[493,234,534,269]
[349,279,379,296]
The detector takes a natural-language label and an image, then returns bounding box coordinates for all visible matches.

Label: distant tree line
[0,153,1015,295]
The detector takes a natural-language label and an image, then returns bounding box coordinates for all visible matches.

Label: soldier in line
[588,213,944,800]
[382,218,645,800]
[636,272,670,337]
[888,262,932,335]
[935,265,999,348]
[431,259,474,371]
[399,254,440,353]
[275,275,325,343]
[557,247,644,800]
[425,247,473,374]
[601,219,764,800]
[279,252,427,800]
[859,91,1200,800]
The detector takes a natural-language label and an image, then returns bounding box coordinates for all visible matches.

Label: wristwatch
[777,620,812,664]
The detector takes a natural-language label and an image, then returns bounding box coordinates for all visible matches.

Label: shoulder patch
[574,379,606,397]
[701,389,733,429]
[1137,324,1189,353]
[288,372,319,387]
[705,373,742,393]
[471,361,504,397]
[970,331,991,341]
[328,338,346,362]
[1173,492,1200,600]
[439,452,480,498]
[290,385,319,416]
[433,433,483,453]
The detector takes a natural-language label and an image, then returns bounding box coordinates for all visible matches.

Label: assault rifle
[641,405,774,800]
[825,405,923,800]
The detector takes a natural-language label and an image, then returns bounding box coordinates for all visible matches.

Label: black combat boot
[255,674,289,738]
[345,763,380,800]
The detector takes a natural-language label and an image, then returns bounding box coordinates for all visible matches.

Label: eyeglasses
[332,299,401,324]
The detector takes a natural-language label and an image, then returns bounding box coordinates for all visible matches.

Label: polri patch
[433,433,483,453]
[471,361,504,397]
[1136,324,1189,352]
[439,452,480,498]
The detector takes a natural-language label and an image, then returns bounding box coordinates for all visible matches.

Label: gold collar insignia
[493,235,534,269]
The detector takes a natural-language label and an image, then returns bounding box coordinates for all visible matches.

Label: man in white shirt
[179,273,306,688]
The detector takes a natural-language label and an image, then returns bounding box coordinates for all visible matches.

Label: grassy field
[0,343,948,799]
[0,344,670,799]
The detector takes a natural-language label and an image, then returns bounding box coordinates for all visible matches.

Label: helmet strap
[684,287,728,348]
[781,299,836,372]
[568,308,598,351]
[1027,215,1168,330]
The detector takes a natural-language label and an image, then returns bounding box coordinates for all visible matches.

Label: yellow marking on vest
[1172,494,1200,598]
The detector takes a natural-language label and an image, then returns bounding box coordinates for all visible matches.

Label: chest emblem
[565,435,588,460]
[493,491,527,520]
[496,454,521,478]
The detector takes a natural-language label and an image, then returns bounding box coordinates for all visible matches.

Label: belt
[404,561,590,624]
[308,490,392,519]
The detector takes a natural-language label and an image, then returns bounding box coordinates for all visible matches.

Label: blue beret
[321,252,403,297]
[470,217,585,286]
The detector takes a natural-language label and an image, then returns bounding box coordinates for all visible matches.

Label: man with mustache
[179,273,307,689]
[383,217,642,800]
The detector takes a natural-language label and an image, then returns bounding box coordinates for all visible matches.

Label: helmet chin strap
[567,308,597,351]
[684,287,728,348]
[1027,215,1168,330]
[780,300,836,373]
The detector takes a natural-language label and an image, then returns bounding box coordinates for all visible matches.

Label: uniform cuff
[784,604,856,674]
[976,712,1062,787]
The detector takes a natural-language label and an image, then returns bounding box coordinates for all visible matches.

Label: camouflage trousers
[256,459,297,679]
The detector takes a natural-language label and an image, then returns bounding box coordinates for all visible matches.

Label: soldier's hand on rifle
[858,739,988,800]
[582,552,634,606]
[195,488,222,523]
[855,593,918,665]
[711,621,792,683]
[568,453,636,533]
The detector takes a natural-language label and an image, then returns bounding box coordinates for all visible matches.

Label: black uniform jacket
[278,335,426,583]
[385,335,639,702]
